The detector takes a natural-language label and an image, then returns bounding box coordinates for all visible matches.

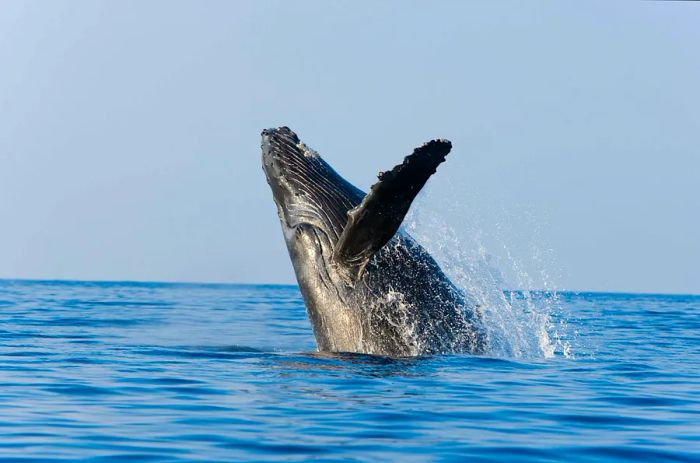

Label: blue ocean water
[0,279,698,462]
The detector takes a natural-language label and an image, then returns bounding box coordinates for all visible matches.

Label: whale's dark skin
[261,127,485,357]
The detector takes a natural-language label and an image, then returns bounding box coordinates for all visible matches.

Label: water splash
[366,288,421,356]
[405,188,572,360]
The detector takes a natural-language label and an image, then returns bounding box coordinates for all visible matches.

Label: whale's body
[262,127,484,356]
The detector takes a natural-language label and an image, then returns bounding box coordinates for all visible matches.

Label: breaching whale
[261,127,484,357]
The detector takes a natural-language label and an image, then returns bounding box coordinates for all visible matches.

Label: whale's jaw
[261,127,363,243]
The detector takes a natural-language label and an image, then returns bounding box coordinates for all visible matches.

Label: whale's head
[262,127,369,350]
[261,127,363,247]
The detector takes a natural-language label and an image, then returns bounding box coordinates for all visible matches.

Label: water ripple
[0,280,697,462]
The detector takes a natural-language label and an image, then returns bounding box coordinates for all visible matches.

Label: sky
[0,1,698,294]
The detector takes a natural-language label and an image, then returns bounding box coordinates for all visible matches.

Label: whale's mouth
[261,127,323,186]
[260,127,364,242]
[261,127,310,231]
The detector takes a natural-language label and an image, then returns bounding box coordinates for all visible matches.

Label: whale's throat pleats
[264,126,451,283]
[266,127,365,239]
[333,139,452,281]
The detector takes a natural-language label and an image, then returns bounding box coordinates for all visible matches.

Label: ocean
[0,279,698,462]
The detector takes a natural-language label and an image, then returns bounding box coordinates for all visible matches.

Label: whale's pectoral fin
[333,139,452,280]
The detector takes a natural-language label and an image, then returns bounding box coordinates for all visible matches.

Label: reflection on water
[274,351,426,379]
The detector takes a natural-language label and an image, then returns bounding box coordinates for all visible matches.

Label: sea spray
[405,186,572,359]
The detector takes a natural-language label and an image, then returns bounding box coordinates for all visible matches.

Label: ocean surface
[0,279,698,462]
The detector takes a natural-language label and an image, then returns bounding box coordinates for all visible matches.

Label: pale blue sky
[1,1,698,294]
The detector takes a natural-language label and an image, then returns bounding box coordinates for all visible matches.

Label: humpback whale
[261,127,484,357]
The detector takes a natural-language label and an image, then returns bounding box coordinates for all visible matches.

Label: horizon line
[0,277,697,298]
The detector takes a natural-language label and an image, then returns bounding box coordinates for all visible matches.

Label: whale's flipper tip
[334,138,452,279]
